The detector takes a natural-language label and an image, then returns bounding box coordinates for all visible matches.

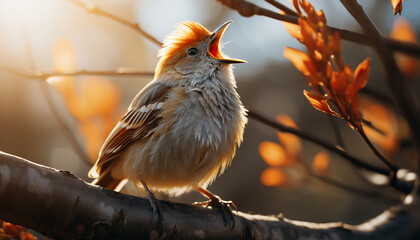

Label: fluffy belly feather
[122,112,239,196]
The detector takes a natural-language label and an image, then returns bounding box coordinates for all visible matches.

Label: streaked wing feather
[92,82,172,175]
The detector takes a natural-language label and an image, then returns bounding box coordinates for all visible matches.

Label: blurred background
[0,0,419,228]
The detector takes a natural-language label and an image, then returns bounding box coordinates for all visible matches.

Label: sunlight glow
[46,76,62,85]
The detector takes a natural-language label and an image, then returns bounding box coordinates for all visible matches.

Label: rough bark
[0,151,419,239]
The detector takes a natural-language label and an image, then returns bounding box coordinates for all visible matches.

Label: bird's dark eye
[187,47,198,56]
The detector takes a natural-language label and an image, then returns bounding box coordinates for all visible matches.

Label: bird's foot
[142,180,163,233]
[194,188,237,229]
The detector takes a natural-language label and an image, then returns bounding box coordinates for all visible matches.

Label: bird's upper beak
[208,21,246,64]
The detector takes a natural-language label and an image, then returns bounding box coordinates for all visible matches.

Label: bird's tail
[91,169,127,192]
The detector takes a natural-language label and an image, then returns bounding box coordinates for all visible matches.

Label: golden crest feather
[156,21,211,75]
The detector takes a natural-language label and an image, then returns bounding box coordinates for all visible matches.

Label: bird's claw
[145,187,163,233]
[194,195,237,229]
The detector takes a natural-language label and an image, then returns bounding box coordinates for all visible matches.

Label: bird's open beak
[208,21,247,64]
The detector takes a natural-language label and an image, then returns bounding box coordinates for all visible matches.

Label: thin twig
[215,0,420,57]
[34,69,155,78]
[68,0,162,46]
[358,128,398,172]
[264,0,298,16]
[339,0,420,159]
[40,82,92,166]
[0,64,154,79]
[362,119,386,136]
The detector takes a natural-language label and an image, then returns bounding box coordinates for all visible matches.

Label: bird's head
[155,21,245,79]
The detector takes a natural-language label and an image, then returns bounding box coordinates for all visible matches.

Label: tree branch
[0,151,419,239]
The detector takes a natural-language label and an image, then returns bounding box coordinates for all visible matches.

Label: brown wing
[89,82,172,178]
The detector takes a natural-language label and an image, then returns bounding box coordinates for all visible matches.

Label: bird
[88,20,247,228]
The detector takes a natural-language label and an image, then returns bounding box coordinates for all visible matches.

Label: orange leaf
[299,19,316,51]
[292,0,301,15]
[276,115,301,156]
[328,30,342,57]
[260,168,287,186]
[299,0,318,25]
[303,90,339,117]
[315,33,325,58]
[325,61,333,80]
[348,57,371,103]
[391,0,404,15]
[316,10,326,24]
[331,70,350,98]
[390,18,420,77]
[282,21,302,40]
[353,58,370,88]
[345,58,370,124]
[283,47,319,83]
[259,141,288,167]
[313,151,330,175]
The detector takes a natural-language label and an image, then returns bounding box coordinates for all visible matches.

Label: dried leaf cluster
[283,0,370,130]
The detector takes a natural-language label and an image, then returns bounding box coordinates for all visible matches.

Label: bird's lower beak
[208,21,246,64]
